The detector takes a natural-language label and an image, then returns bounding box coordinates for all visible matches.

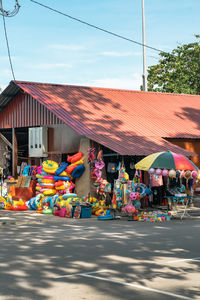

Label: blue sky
[0,0,199,90]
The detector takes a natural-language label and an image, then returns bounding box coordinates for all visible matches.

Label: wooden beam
[0,133,12,149]
[12,128,18,178]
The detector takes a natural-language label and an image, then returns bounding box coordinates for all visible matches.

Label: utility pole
[142,0,147,91]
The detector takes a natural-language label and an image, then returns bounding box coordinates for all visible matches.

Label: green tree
[147,35,200,94]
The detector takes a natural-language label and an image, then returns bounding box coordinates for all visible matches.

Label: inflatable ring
[59,171,68,176]
[55,180,66,187]
[11,206,28,211]
[132,183,146,196]
[40,182,55,186]
[42,160,59,174]
[67,152,83,164]
[71,165,85,178]
[62,193,77,200]
[55,162,68,176]
[43,175,54,180]
[41,179,55,184]
[42,208,53,214]
[53,176,70,181]
[37,166,43,175]
[71,159,84,166]
[43,189,56,196]
[55,185,65,190]
[66,164,77,174]
[36,174,43,179]
[98,215,114,220]
[40,184,55,189]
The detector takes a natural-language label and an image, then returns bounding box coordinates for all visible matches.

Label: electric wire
[2,8,16,80]
[30,0,164,53]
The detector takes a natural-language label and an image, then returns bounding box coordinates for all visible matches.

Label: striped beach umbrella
[135,151,198,171]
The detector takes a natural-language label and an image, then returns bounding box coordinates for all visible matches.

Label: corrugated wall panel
[0,92,63,128]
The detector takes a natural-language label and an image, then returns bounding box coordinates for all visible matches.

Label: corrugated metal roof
[0,80,199,156]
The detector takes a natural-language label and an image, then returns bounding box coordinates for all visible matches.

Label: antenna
[0,0,20,17]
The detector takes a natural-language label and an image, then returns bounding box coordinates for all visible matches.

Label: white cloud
[33,63,72,69]
[99,51,141,57]
[49,44,86,51]
[77,73,142,90]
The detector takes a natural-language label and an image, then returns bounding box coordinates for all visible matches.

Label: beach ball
[169,169,176,178]
[126,205,136,214]
[180,170,185,178]
[192,171,198,179]
[162,169,168,176]
[148,168,155,175]
[155,168,162,175]
[185,170,192,179]
[129,192,137,201]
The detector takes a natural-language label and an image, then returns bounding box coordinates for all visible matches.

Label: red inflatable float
[67,152,83,164]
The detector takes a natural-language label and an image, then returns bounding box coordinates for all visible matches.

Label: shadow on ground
[0,210,200,299]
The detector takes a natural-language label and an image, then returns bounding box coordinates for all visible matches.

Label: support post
[142,0,147,91]
[12,128,18,178]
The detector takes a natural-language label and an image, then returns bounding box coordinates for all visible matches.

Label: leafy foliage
[147,35,200,94]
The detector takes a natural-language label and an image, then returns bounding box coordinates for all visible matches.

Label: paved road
[0,211,200,300]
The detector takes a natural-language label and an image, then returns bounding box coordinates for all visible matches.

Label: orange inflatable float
[66,164,77,174]
[67,152,83,164]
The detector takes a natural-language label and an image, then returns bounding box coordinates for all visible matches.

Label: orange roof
[1,80,200,156]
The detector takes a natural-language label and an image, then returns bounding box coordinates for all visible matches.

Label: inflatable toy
[37,166,43,174]
[132,183,146,196]
[12,206,28,211]
[36,174,43,179]
[54,207,66,217]
[192,171,198,179]
[162,169,169,176]
[42,208,53,214]
[42,160,59,174]
[71,165,85,178]
[49,195,59,208]
[55,162,68,176]
[155,168,162,175]
[43,189,56,196]
[41,179,55,184]
[59,171,68,176]
[40,184,55,189]
[62,193,77,200]
[169,169,176,178]
[67,152,83,164]
[97,215,114,220]
[53,176,70,181]
[43,175,54,180]
[69,181,75,192]
[66,164,77,174]
[148,168,155,174]
[55,180,67,187]
[55,185,65,190]
[71,159,84,166]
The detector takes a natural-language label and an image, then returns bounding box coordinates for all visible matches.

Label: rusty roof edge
[17,82,96,137]
[13,80,200,97]
[0,81,21,111]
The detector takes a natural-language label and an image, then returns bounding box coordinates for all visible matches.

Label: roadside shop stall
[134,151,200,218]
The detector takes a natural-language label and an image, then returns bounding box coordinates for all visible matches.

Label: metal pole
[142,0,147,91]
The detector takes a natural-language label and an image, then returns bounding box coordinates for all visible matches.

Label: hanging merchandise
[107,162,117,173]
[150,174,163,187]
[88,148,96,163]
